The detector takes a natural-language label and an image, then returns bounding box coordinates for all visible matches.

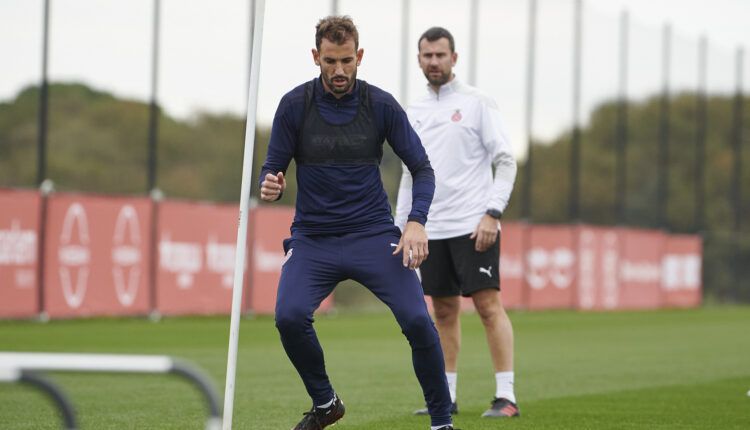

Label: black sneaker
[481,397,520,418]
[435,426,460,430]
[292,395,345,429]
[413,401,458,415]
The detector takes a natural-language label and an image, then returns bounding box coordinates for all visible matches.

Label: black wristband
[485,208,502,219]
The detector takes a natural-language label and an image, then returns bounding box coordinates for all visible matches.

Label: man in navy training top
[259,16,455,430]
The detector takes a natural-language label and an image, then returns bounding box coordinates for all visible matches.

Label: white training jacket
[395,79,517,240]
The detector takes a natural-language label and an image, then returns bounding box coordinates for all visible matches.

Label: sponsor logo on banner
[620,260,661,283]
[206,236,235,288]
[254,243,285,272]
[499,255,523,279]
[601,233,619,308]
[159,235,202,289]
[58,203,90,308]
[0,220,37,289]
[578,231,597,309]
[526,247,575,290]
[111,206,142,306]
[15,270,35,289]
[662,254,701,291]
[578,231,619,310]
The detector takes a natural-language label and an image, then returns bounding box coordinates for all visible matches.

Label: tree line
[2,83,747,235]
[2,83,748,301]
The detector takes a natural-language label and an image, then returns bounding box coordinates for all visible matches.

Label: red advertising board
[0,189,41,318]
[43,194,152,318]
[576,225,621,311]
[617,228,665,309]
[499,222,525,309]
[156,200,239,315]
[247,206,333,315]
[661,234,702,308]
[525,225,576,310]
[3,186,705,320]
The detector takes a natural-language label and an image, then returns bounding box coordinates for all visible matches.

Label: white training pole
[223,0,266,428]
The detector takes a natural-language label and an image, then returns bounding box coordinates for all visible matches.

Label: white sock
[495,371,516,403]
[430,426,452,430]
[445,372,457,403]
[316,394,335,409]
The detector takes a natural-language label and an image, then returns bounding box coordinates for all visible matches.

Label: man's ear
[356,48,364,66]
[451,52,458,67]
[312,48,320,66]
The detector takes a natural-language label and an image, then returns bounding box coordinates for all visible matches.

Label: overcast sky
[2,0,748,157]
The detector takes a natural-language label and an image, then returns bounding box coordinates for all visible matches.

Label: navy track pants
[274,226,452,426]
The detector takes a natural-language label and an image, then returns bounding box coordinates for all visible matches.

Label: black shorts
[420,233,501,298]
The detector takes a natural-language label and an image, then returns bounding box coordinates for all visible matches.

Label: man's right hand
[393,221,429,269]
[260,172,286,202]
[470,214,499,252]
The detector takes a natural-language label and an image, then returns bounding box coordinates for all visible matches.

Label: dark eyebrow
[321,54,355,61]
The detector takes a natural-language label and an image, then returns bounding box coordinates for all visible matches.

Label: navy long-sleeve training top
[260,77,435,235]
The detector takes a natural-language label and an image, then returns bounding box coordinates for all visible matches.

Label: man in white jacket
[396,26,519,419]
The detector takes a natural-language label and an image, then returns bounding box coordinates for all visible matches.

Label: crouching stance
[259,16,455,430]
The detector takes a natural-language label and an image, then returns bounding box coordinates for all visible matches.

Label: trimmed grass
[1,307,749,429]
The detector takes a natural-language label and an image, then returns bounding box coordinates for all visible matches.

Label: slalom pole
[222,0,266,428]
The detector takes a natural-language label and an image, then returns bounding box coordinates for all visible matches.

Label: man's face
[312,38,364,97]
[418,37,457,87]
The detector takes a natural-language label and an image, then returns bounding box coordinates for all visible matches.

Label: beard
[325,69,357,95]
[424,68,452,87]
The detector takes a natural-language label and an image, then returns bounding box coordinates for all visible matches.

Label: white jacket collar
[428,77,460,99]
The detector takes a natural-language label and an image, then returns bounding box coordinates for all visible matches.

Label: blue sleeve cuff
[407,214,427,226]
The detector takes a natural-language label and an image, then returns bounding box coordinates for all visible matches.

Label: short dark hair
[315,15,359,50]
[418,26,455,52]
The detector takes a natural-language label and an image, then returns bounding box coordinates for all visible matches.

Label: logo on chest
[309,134,369,154]
[451,109,462,122]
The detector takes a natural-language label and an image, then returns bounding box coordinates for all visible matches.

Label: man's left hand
[393,221,429,269]
[470,214,499,252]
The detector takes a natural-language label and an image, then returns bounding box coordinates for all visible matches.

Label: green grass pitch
[1,307,749,429]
